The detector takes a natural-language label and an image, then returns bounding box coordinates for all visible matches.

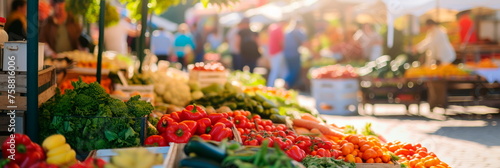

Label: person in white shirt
[415,19,456,66]
[104,9,136,54]
[151,27,174,61]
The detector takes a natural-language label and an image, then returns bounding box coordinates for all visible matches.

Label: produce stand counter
[359,77,426,115]
[425,76,500,111]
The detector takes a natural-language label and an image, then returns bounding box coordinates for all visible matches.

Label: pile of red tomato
[191,62,225,71]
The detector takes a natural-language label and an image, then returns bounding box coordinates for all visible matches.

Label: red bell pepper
[207,113,225,125]
[165,122,192,143]
[157,116,175,134]
[199,134,212,141]
[170,111,182,122]
[180,105,207,121]
[196,118,212,135]
[216,118,234,128]
[181,120,198,135]
[145,135,167,146]
[274,137,292,150]
[232,115,248,128]
[285,145,306,162]
[1,134,45,167]
[209,123,231,141]
[295,135,312,152]
[316,148,331,157]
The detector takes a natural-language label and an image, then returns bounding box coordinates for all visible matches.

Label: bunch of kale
[39,78,153,154]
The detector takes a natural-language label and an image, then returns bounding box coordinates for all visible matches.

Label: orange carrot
[292,119,345,138]
[301,113,321,123]
[294,127,311,135]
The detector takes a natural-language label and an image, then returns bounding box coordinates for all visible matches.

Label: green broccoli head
[50,90,77,116]
[108,98,129,117]
[71,78,110,101]
[74,93,100,116]
[125,95,154,118]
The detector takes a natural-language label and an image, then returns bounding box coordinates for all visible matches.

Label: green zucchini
[183,137,227,162]
[179,157,222,168]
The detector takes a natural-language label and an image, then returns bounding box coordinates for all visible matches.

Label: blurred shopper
[39,1,51,26]
[236,18,261,73]
[458,10,477,45]
[227,23,241,70]
[192,23,207,63]
[5,0,27,41]
[266,20,288,87]
[151,27,174,61]
[353,24,383,61]
[415,19,456,65]
[174,23,196,70]
[104,9,136,54]
[283,19,307,89]
[207,29,223,51]
[40,0,82,57]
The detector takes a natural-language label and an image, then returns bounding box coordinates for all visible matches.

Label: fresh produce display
[385,141,450,168]
[192,62,226,71]
[57,51,111,69]
[150,68,195,106]
[42,134,77,166]
[1,133,46,168]
[69,158,107,168]
[466,58,498,68]
[301,155,355,168]
[103,148,164,168]
[311,64,358,79]
[405,64,470,78]
[228,70,267,86]
[181,136,300,168]
[243,86,296,100]
[39,79,154,155]
[152,105,236,144]
[59,76,112,94]
[358,55,411,78]
[190,83,287,123]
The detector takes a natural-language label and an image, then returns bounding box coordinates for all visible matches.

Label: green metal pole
[138,0,149,73]
[97,0,106,83]
[27,0,40,142]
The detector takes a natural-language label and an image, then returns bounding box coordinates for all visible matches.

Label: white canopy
[381,0,500,47]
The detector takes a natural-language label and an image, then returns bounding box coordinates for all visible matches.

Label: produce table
[426,76,500,111]
[360,77,426,115]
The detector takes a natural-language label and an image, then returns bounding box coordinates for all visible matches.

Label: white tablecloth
[475,68,500,83]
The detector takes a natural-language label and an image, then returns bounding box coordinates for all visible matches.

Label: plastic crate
[311,78,359,115]
[39,115,147,160]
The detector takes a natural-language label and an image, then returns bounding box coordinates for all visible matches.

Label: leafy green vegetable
[229,70,266,87]
[344,125,357,135]
[301,156,355,168]
[39,78,153,155]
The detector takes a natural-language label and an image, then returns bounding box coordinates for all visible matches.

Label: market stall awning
[382,0,500,47]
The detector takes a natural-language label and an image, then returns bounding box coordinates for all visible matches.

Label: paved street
[299,95,500,168]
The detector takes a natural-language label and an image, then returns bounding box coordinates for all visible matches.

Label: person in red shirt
[267,20,288,87]
[458,10,477,44]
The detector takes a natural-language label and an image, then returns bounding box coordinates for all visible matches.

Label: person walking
[236,18,261,73]
[283,19,307,89]
[174,23,196,70]
[266,20,288,87]
[227,23,241,70]
[415,19,456,66]
[151,27,174,61]
[5,0,27,41]
[39,0,83,57]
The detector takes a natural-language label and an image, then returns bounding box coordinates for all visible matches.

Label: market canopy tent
[381,0,500,47]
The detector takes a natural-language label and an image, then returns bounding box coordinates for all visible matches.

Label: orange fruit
[366,158,374,163]
[375,157,382,163]
[346,135,360,144]
[345,154,356,163]
[355,157,363,163]
[362,148,377,160]
[360,144,371,152]
[351,150,359,157]
[373,146,383,157]
[381,154,391,163]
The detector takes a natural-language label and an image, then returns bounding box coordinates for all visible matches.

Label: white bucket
[311,78,360,115]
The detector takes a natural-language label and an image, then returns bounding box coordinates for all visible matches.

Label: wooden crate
[0,111,24,133]
[0,66,57,110]
[189,70,228,88]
